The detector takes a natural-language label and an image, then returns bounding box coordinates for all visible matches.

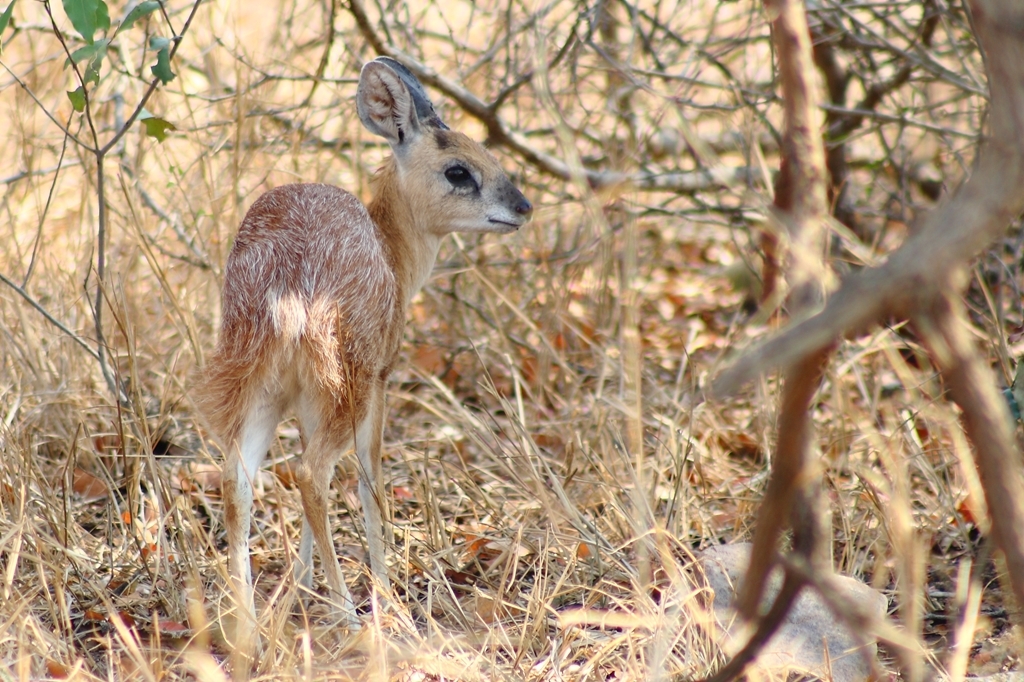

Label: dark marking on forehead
[433,129,455,150]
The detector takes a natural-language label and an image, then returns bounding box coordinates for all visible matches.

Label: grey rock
[697,543,887,682]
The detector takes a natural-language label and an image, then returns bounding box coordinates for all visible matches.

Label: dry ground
[1,0,1022,679]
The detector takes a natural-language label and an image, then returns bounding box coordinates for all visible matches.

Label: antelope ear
[371,57,449,131]
[357,59,421,148]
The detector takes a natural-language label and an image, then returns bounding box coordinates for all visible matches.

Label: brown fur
[194,57,532,677]
[196,183,403,446]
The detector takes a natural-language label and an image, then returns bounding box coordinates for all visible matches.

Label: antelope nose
[515,197,533,219]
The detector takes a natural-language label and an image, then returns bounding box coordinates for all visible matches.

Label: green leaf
[138,109,175,142]
[67,37,107,64]
[66,38,108,85]
[148,34,169,51]
[67,86,86,112]
[0,0,17,55]
[0,0,16,34]
[62,0,109,44]
[118,0,158,34]
[148,36,175,84]
[83,56,103,84]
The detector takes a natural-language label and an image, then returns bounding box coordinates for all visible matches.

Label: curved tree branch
[711,0,1024,611]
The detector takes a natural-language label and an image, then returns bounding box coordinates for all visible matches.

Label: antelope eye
[444,165,474,188]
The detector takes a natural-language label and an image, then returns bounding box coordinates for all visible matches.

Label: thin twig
[0,161,83,186]
[0,62,92,149]
[23,119,70,287]
[347,0,765,193]
[0,271,101,362]
[100,0,205,156]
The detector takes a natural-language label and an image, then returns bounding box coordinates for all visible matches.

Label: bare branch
[919,291,1024,605]
[711,0,1024,613]
[712,0,1024,396]
[732,0,831,635]
[347,0,764,194]
[782,554,929,673]
[100,0,205,156]
[697,569,806,682]
[0,271,101,362]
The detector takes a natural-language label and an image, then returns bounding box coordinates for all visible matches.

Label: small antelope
[195,56,532,668]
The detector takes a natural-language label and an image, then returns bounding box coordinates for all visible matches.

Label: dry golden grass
[1,0,1021,679]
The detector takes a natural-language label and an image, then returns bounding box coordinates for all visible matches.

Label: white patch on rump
[268,289,307,342]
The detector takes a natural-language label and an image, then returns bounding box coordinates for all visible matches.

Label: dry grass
[1,0,1022,679]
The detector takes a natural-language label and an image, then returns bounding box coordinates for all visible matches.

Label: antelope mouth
[487,219,523,232]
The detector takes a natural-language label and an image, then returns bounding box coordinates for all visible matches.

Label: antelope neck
[367,160,443,309]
